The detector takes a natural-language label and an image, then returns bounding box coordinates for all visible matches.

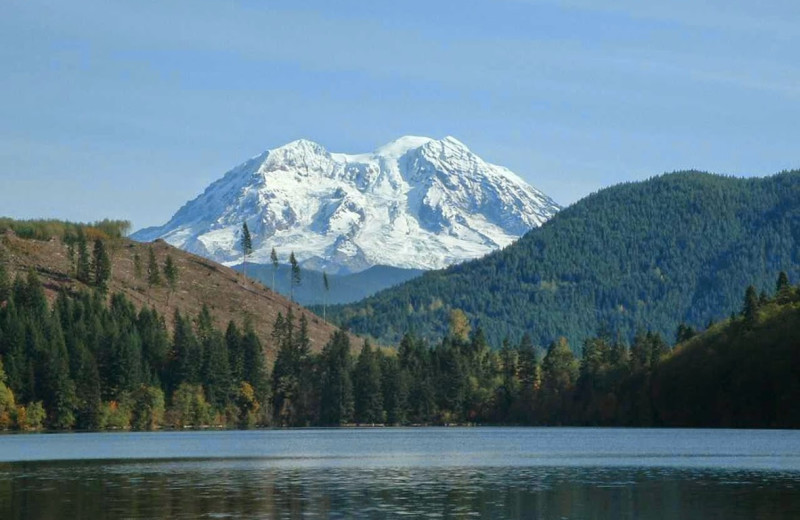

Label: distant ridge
[327,170,800,348]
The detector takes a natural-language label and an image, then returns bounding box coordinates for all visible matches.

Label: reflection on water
[1,428,800,519]
[3,461,800,519]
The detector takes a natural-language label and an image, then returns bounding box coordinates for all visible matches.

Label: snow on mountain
[132,136,560,273]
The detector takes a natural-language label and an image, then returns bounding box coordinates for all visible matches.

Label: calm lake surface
[2,427,799,519]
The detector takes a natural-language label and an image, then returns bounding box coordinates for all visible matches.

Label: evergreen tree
[271,310,299,425]
[742,285,760,324]
[319,330,353,425]
[540,337,578,423]
[72,344,104,430]
[39,313,78,429]
[289,252,301,302]
[630,330,651,372]
[434,337,466,422]
[241,318,267,402]
[137,307,170,385]
[270,247,278,292]
[776,271,791,294]
[76,229,91,284]
[92,239,112,292]
[398,333,435,423]
[241,223,253,278]
[647,331,669,369]
[294,313,316,425]
[776,271,792,303]
[201,327,231,410]
[353,340,383,424]
[225,321,243,384]
[322,271,329,321]
[0,262,9,304]
[168,309,202,392]
[147,247,161,289]
[497,338,518,421]
[133,253,143,280]
[163,254,179,304]
[515,333,538,422]
[380,354,407,425]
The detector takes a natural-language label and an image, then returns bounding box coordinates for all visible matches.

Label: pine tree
[76,229,91,284]
[515,333,538,422]
[137,307,170,383]
[647,331,669,369]
[353,340,383,424]
[319,330,353,425]
[40,313,78,429]
[168,309,202,392]
[225,321,243,384]
[201,327,231,410]
[742,285,759,324]
[497,337,518,421]
[163,254,179,305]
[92,239,112,293]
[540,337,578,423]
[295,313,316,425]
[147,247,161,289]
[72,345,104,430]
[322,271,329,321]
[241,223,253,279]
[271,309,300,425]
[776,271,792,303]
[380,355,407,425]
[241,318,267,401]
[289,252,300,302]
[0,262,9,303]
[133,253,143,280]
[270,247,278,292]
[776,271,790,293]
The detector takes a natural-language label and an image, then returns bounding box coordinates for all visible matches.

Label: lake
[2,427,799,519]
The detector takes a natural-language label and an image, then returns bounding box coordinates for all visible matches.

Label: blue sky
[1,0,799,230]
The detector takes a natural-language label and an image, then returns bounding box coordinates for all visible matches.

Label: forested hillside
[1,251,796,430]
[329,170,800,348]
[0,219,349,356]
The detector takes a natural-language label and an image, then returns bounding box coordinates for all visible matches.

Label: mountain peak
[132,136,560,273]
[267,138,329,159]
[374,135,434,159]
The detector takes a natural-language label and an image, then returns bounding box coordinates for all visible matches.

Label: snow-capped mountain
[132,136,560,273]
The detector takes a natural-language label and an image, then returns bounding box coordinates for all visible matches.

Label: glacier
[132,136,560,274]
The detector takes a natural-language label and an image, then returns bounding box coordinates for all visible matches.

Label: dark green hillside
[652,285,800,428]
[329,170,800,348]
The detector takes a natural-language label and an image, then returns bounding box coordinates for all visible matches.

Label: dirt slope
[0,231,359,361]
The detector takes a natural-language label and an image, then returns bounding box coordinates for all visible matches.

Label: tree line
[3,258,795,430]
[0,266,268,430]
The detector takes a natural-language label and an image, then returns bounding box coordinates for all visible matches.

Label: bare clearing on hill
[0,231,360,361]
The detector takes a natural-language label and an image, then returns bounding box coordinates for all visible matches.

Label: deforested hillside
[0,219,349,357]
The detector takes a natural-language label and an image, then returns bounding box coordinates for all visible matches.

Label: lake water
[2,428,799,519]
